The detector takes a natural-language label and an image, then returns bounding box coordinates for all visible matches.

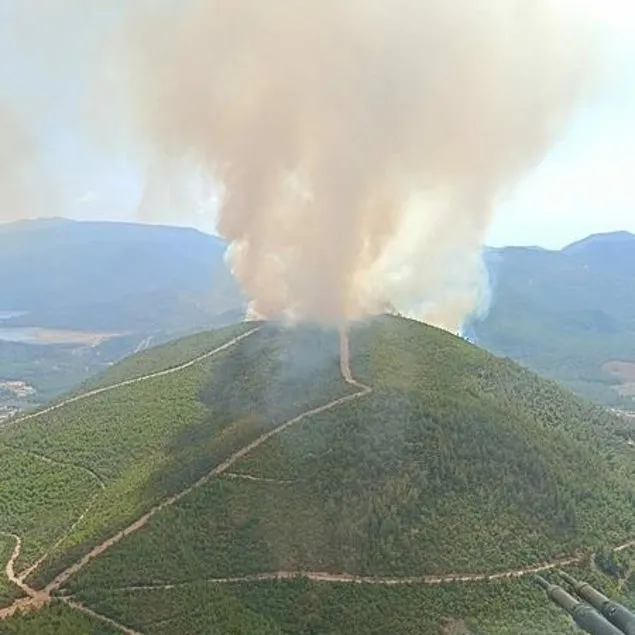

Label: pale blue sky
[0,1,633,250]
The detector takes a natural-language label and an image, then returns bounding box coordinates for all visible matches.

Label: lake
[0,327,45,343]
[0,326,121,346]
[0,310,121,345]
[0,310,27,320]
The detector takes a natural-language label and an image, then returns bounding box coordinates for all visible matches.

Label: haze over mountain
[3,218,635,414]
[0,218,242,408]
[0,217,241,332]
[471,230,635,406]
[0,316,633,634]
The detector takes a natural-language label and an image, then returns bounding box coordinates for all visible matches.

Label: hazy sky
[0,0,633,250]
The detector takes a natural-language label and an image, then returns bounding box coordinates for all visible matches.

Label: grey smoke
[1,1,601,331]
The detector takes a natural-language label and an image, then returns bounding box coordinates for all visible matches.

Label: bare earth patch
[25,329,123,346]
[602,361,635,396]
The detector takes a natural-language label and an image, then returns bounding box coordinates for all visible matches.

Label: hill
[0,316,633,634]
[469,231,635,407]
[0,218,244,407]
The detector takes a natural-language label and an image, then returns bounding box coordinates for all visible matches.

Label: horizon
[2,215,633,253]
[0,1,633,251]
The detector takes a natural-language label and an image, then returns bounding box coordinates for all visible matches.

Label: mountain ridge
[472,230,635,406]
[0,218,244,407]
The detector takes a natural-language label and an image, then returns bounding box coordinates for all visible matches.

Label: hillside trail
[80,538,635,594]
[614,539,635,553]
[0,325,370,622]
[41,354,372,597]
[0,326,261,625]
[17,490,103,584]
[0,327,261,432]
[0,534,48,620]
[61,597,143,635]
[222,472,295,484]
[1,324,633,625]
[104,555,583,591]
[0,443,106,584]
[95,539,635,594]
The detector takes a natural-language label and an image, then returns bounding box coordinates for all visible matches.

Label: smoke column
[339,326,353,384]
[97,1,596,328]
[0,105,35,222]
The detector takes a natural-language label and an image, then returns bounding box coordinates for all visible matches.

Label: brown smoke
[98,1,598,327]
[0,105,36,222]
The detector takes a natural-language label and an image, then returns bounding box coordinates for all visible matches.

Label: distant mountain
[0,218,244,403]
[1,316,633,633]
[470,231,635,406]
[0,217,243,332]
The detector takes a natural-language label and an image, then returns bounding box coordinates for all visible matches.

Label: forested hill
[1,316,633,634]
[470,231,635,406]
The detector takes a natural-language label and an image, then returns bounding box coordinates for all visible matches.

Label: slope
[470,232,635,406]
[1,316,633,634]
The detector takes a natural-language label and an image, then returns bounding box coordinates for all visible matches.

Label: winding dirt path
[0,443,106,582]
[0,327,262,623]
[17,492,103,584]
[0,325,370,620]
[82,539,635,595]
[0,444,105,488]
[1,324,633,626]
[1,534,30,596]
[614,539,635,553]
[103,557,583,592]
[1,327,260,431]
[222,472,295,484]
[42,378,371,597]
[0,533,48,620]
[60,597,143,635]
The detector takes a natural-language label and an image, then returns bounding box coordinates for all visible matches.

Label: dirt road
[1,327,260,431]
[0,325,375,625]
[0,533,48,620]
[1,324,633,631]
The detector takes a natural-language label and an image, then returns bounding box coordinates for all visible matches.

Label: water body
[0,310,27,320]
[0,311,120,345]
[0,327,42,343]
[0,311,35,342]
[0,326,120,346]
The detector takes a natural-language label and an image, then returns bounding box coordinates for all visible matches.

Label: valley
[0,327,121,347]
[0,219,244,416]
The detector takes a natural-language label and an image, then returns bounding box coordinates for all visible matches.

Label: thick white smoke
[0,105,37,222]
[3,1,600,330]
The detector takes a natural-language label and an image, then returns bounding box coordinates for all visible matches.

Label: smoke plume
[36,1,602,329]
[0,105,36,222]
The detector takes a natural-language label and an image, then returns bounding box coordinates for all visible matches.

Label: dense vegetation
[1,316,633,633]
[0,335,142,405]
[66,555,635,635]
[0,444,99,569]
[0,536,21,608]
[0,602,118,635]
[2,323,351,588]
[470,232,635,406]
[71,577,575,635]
